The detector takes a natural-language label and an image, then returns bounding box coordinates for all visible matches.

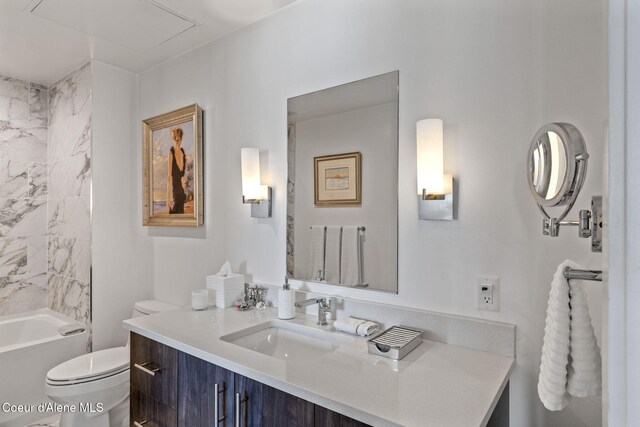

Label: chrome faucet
[294,297,332,326]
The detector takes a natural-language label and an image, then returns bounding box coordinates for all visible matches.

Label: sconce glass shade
[416,118,444,195]
[241,147,265,201]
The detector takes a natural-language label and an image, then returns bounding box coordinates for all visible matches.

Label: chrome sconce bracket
[541,195,602,252]
[418,176,454,221]
[243,187,272,218]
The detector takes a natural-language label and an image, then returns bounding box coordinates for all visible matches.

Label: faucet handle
[317,297,333,326]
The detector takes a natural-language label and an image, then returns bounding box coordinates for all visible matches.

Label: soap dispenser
[278,277,295,320]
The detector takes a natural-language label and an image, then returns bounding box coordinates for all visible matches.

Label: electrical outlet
[477,276,500,311]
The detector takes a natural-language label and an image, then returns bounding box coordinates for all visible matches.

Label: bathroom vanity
[124,307,514,426]
[130,332,365,426]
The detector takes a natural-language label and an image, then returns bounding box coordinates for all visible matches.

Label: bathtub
[0,308,87,427]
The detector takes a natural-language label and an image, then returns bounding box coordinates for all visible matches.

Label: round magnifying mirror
[527,123,588,208]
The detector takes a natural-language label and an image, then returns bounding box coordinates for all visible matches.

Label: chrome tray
[367,326,423,360]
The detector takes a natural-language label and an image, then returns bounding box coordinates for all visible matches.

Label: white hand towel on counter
[340,226,359,286]
[309,225,326,280]
[324,226,342,283]
[538,260,602,411]
[334,316,379,337]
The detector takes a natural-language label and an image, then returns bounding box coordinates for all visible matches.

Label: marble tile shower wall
[0,75,48,315]
[47,63,91,328]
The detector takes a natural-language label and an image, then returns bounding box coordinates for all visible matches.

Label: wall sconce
[416,118,454,220]
[241,147,272,218]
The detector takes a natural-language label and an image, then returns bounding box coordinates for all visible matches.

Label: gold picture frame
[314,152,362,206]
[142,104,203,227]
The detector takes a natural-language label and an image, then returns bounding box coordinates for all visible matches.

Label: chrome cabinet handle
[214,382,227,424]
[133,421,148,427]
[134,362,161,376]
[234,392,248,427]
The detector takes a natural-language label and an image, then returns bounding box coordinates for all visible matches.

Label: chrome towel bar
[564,267,602,282]
[309,226,365,231]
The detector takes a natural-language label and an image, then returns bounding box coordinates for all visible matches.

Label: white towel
[340,226,359,286]
[324,226,341,283]
[538,260,602,411]
[334,316,379,337]
[309,226,325,280]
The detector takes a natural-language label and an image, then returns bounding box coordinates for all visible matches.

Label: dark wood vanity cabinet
[178,352,317,427]
[178,352,235,426]
[261,382,315,426]
[131,334,368,427]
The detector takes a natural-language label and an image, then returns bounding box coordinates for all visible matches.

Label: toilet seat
[44,368,130,398]
[46,347,129,386]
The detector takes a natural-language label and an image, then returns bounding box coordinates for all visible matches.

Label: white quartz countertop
[124,307,515,427]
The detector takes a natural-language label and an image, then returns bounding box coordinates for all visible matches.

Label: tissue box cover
[206,273,244,290]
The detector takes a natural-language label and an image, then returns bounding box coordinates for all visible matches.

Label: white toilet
[45,300,179,427]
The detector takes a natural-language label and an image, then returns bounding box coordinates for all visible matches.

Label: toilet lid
[47,347,129,384]
[134,300,179,315]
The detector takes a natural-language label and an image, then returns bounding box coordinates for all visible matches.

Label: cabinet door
[261,385,314,427]
[314,406,371,427]
[178,352,234,427]
[234,373,264,427]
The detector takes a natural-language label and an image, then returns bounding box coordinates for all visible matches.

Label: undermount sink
[220,320,352,361]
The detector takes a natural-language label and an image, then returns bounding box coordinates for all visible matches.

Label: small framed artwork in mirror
[314,152,362,206]
[142,104,203,227]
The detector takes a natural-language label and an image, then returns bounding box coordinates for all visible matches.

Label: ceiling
[0,0,297,85]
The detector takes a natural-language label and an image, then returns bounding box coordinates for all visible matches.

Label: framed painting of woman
[142,104,203,227]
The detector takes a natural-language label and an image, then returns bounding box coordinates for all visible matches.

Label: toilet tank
[132,300,180,318]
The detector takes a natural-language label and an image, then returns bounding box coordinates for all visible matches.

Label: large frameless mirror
[286,71,399,293]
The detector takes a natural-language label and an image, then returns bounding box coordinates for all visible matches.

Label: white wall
[293,103,397,290]
[137,1,607,425]
[606,0,640,424]
[91,61,153,350]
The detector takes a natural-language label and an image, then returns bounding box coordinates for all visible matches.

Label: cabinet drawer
[130,332,178,409]
[131,386,177,427]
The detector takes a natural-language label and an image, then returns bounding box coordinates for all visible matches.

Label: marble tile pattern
[48,273,90,327]
[286,124,295,277]
[47,196,90,237]
[28,162,47,197]
[29,83,48,128]
[0,159,28,198]
[0,237,27,276]
[0,65,92,328]
[0,75,49,316]
[0,198,47,237]
[48,63,91,163]
[48,235,91,284]
[0,124,47,163]
[0,77,28,128]
[47,153,90,198]
[47,64,92,330]
[0,272,47,316]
